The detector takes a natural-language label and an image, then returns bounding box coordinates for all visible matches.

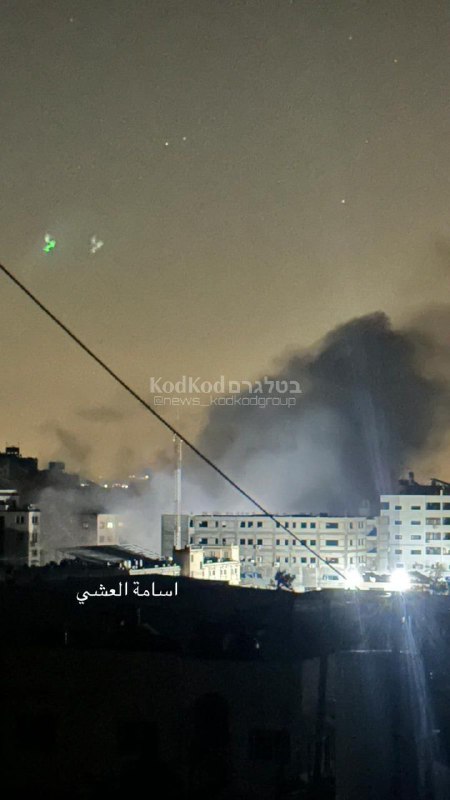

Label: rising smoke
[187,311,450,515]
[37,310,450,560]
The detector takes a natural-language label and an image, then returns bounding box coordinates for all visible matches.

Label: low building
[175,544,240,585]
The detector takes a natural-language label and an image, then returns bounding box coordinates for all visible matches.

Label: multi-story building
[79,512,122,546]
[0,446,38,483]
[380,474,450,577]
[162,513,371,590]
[0,490,41,567]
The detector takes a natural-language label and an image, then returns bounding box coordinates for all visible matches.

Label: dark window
[248,729,290,763]
[411,550,422,555]
[276,539,280,545]
[240,539,245,545]
[426,547,441,555]
[248,522,253,528]
[411,506,421,510]
[411,535,421,540]
[325,540,338,546]
[326,523,338,529]
[310,539,316,546]
[310,557,316,563]
[380,502,389,510]
[199,537,208,544]
[257,539,263,546]
[395,505,402,510]
[395,549,402,554]
[257,521,262,528]
[301,523,307,529]
[327,557,339,564]
[301,557,307,563]
[247,539,253,545]
[310,523,316,529]
[292,522,296,529]
[426,503,441,510]
[240,522,245,528]
[411,521,421,525]
[199,521,208,528]
[285,540,289,546]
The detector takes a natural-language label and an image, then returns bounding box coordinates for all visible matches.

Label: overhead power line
[0,261,350,583]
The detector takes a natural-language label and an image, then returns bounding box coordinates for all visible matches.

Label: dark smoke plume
[52,426,92,470]
[189,312,450,515]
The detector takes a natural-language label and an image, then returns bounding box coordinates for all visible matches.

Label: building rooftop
[397,472,450,496]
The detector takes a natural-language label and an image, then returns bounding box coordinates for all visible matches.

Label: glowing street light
[389,568,411,592]
[345,566,362,590]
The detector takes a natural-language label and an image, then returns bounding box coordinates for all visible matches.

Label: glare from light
[390,568,411,592]
[345,566,362,590]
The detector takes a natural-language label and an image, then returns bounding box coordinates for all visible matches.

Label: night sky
[1,0,449,479]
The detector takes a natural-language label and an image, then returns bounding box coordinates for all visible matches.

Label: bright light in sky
[43,234,56,253]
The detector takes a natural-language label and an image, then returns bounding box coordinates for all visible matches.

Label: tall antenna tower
[173,434,183,550]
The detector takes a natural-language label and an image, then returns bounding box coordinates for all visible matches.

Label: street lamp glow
[390,568,411,592]
[345,566,362,590]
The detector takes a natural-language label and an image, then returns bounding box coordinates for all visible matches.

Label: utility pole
[173,434,183,550]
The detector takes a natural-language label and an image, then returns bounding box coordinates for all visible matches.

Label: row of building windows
[381,502,450,511]
[194,537,367,548]
[193,519,366,530]
[393,548,450,555]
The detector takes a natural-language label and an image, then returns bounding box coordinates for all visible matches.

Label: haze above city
[1,0,450,485]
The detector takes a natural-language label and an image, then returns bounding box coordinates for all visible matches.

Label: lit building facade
[175,543,241,585]
[380,488,450,576]
[162,513,372,590]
